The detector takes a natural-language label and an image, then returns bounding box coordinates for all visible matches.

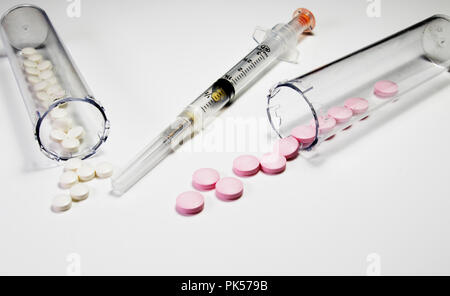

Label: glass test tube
[267,15,450,151]
[0,5,110,161]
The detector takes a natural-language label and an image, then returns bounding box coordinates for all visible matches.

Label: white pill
[52,117,73,132]
[62,137,80,152]
[33,80,48,92]
[70,183,89,201]
[50,107,67,120]
[50,129,67,142]
[39,70,54,80]
[52,89,66,100]
[28,54,43,63]
[40,99,52,109]
[21,47,37,57]
[27,75,41,85]
[37,60,52,71]
[46,84,63,95]
[36,91,50,102]
[46,76,58,86]
[64,158,83,171]
[95,162,114,178]
[59,171,78,188]
[25,67,40,76]
[67,126,84,139]
[51,194,72,212]
[24,59,37,68]
[77,165,95,181]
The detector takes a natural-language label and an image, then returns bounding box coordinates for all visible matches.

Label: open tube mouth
[266,80,319,150]
[35,96,110,161]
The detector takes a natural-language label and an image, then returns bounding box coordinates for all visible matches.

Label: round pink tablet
[215,177,244,201]
[260,153,286,174]
[176,191,205,215]
[327,106,353,124]
[233,155,260,177]
[192,168,220,191]
[274,136,299,160]
[310,116,337,134]
[290,125,316,144]
[344,97,369,114]
[374,80,398,98]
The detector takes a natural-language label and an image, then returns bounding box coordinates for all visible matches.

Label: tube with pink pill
[267,14,450,151]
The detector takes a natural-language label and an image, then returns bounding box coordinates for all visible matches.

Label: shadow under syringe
[0,58,57,172]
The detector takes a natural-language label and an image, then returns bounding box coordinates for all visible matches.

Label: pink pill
[274,136,299,160]
[215,177,244,201]
[233,155,260,177]
[374,80,398,98]
[291,125,316,143]
[176,191,205,215]
[260,153,286,174]
[344,97,369,114]
[310,116,337,134]
[192,168,220,191]
[327,106,353,124]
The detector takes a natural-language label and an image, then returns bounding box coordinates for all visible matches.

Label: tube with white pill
[266,14,450,153]
[0,5,110,161]
[111,8,316,195]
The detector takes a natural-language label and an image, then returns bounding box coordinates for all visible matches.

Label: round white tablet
[40,99,52,109]
[36,91,50,102]
[52,89,66,99]
[62,137,80,152]
[70,183,89,201]
[46,76,58,86]
[25,67,39,76]
[27,75,41,85]
[46,84,63,95]
[21,47,37,57]
[67,126,84,139]
[95,162,114,178]
[23,59,37,68]
[33,80,48,92]
[50,129,67,142]
[64,158,83,171]
[50,107,67,120]
[52,117,73,132]
[37,60,52,71]
[39,69,54,80]
[51,194,72,212]
[28,54,43,63]
[59,171,78,188]
[77,165,95,181]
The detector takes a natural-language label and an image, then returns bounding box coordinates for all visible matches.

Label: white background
[0,0,450,275]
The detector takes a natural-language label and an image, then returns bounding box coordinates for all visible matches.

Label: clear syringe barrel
[267,14,450,152]
[111,9,316,195]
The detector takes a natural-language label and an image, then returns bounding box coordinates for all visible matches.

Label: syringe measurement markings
[230,54,267,85]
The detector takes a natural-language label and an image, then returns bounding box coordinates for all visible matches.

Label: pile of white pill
[20,47,86,153]
[51,158,114,213]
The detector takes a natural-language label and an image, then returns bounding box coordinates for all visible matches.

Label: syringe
[111,8,316,195]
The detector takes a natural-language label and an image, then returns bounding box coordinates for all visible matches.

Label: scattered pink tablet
[374,80,398,98]
[274,136,299,160]
[310,116,337,134]
[215,177,244,201]
[176,191,205,215]
[233,155,260,177]
[327,106,353,124]
[260,153,286,174]
[290,125,316,144]
[344,97,369,114]
[192,168,220,191]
